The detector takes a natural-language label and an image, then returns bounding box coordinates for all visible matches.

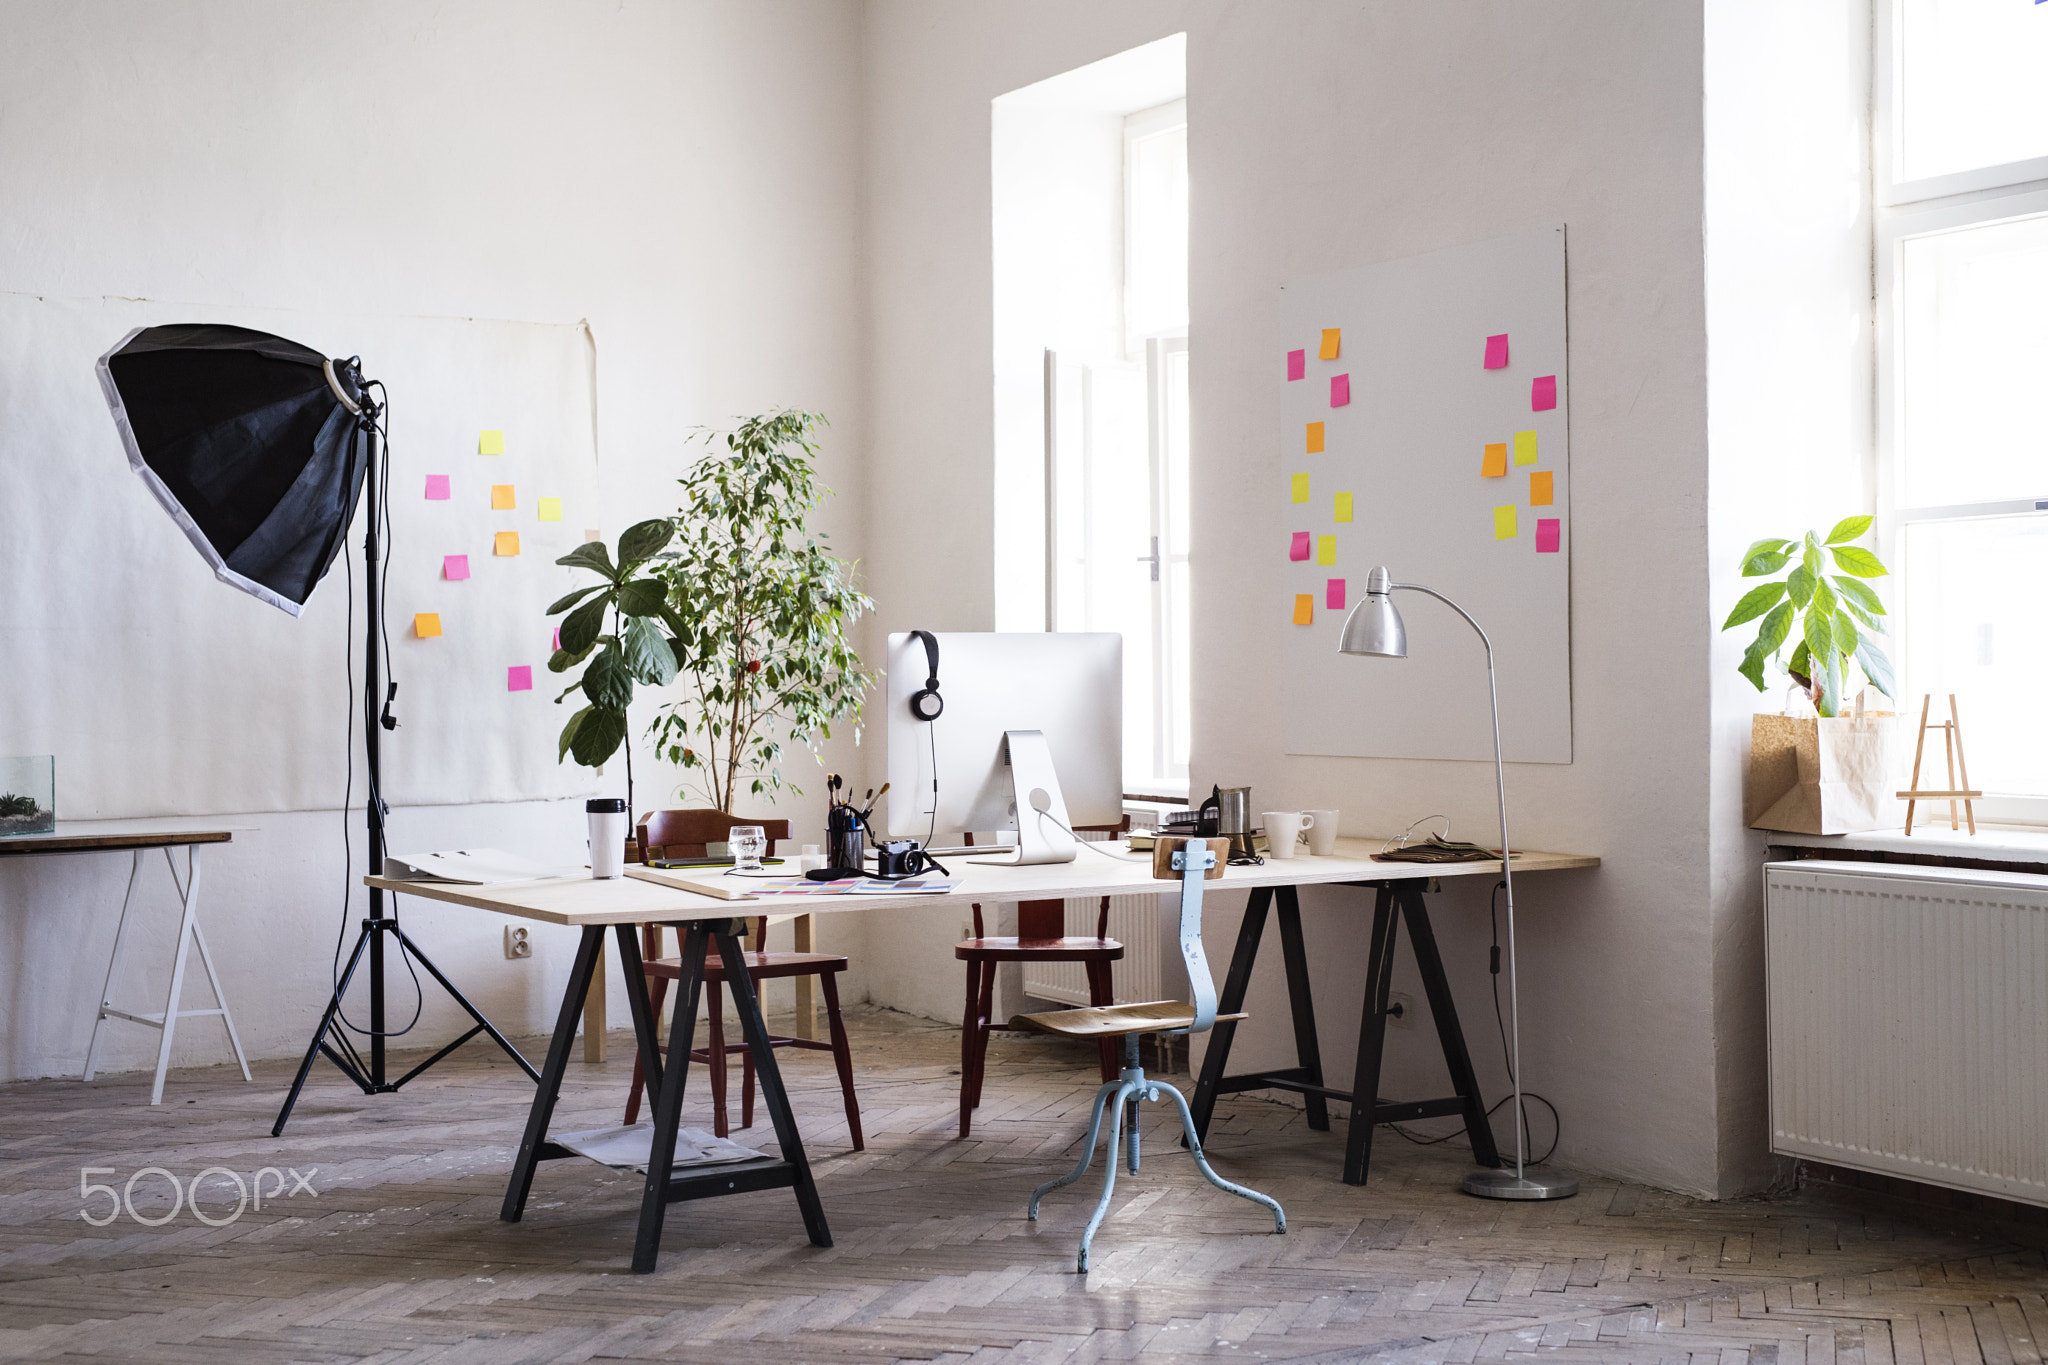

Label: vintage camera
[873,838,937,878]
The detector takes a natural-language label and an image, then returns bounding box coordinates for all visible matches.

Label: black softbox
[97,323,368,616]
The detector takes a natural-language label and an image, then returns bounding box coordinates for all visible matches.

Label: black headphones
[907,630,943,721]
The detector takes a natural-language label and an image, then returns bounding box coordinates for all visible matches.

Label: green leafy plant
[545,518,683,810]
[0,793,42,819]
[650,410,874,813]
[1722,515,1894,717]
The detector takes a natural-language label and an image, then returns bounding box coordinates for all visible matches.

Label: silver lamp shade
[1337,565,1407,658]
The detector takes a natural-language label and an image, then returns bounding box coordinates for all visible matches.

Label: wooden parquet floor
[1,1006,2043,1364]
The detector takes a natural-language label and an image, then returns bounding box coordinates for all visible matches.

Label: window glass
[1897,0,2048,181]
[1898,211,2048,507]
[1125,121,1189,347]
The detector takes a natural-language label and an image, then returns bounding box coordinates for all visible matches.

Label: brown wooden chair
[636,810,792,863]
[626,913,864,1150]
[953,816,1130,1138]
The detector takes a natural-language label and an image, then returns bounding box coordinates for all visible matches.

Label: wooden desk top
[366,836,1599,927]
[0,824,236,856]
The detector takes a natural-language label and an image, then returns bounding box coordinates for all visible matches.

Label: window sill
[1765,823,2048,869]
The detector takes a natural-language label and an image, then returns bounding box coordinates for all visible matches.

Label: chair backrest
[638,809,791,861]
[1160,835,1229,1033]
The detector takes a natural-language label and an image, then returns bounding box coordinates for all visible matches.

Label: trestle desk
[365,836,1597,1271]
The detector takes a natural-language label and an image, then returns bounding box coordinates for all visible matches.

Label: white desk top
[365,836,1600,927]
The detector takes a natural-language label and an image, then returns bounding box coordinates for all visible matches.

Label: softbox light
[97,323,368,615]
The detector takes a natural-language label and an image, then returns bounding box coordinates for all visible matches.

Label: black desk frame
[500,919,831,1274]
[1188,880,1502,1184]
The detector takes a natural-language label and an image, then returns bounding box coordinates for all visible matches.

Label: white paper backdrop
[1278,226,1573,764]
[0,292,606,817]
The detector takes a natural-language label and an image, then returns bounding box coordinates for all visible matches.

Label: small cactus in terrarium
[0,757,55,835]
[0,793,39,818]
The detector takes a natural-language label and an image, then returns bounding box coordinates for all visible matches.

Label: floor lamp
[1338,565,1577,1200]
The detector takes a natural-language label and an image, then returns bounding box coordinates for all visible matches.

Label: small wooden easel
[1898,694,1981,836]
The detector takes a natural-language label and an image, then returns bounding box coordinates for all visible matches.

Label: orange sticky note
[1292,593,1314,625]
[1530,470,1554,506]
[1306,422,1325,454]
[491,484,515,510]
[1334,491,1353,523]
[1318,329,1340,361]
[1482,443,1508,477]
[414,613,442,639]
[478,430,505,455]
[495,531,520,556]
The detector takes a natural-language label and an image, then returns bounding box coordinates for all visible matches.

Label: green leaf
[617,577,669,617]
[1742,549,1792,577]
[1741,537,1793,564]
[546,584,608,616]
[1803,601,1835,663]
[1755,600,1795,657]
[558,705,592,762]
[1831,575,1885,616]
[1813,649,1842,717]
[1787,564,1815,608]
[568,705,627,767]
[1829,545,1888,578]
[617,518,676,566]
[622,613,678,686]
[1825,515,1874,545]
[1738,647,1768,692]
[1788,639,1812,679]
[556,541,617,578]
[1722,580,1788,630]
[547,641,596,674]
[1833,608,1859,656]
[1810,575,1836,622]
[582,646,633,711]
[560,595,610,655]
[1855,637,1897,700]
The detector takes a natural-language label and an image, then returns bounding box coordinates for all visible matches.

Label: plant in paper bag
[1722,516,1893,717]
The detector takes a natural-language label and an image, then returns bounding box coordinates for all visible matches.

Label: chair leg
[626,974,672,1125]
[958,959,983,1138]
[971,958,997,1106]
[1028,1076,1129,1224]
[819,970,864,1151]
[706,980,729,1138]
[741,1047,756,1131]
[1156,1078,1286,1234]
[1085,959,1118,1083]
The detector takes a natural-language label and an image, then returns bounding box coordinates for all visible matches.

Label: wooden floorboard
[2,1007,2042,1363]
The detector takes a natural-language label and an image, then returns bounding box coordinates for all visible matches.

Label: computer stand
[966,730,1078,867]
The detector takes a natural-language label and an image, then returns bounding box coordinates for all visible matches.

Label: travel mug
[587,798,627,878]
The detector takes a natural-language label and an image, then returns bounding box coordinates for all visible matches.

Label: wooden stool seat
[1010,1000,1249,1040]
[955,936,1122,962]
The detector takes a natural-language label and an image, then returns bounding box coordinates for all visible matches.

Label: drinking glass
[729,825,768,872]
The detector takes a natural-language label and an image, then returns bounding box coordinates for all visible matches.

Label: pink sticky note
[1484,334,1509,369]
[1286,349,1306,381]
[507,665,533,692]
[1289,531,1312,562]
[1532,375,1557,410]
[552,626,561,651]
[1330,373,1351,407]
[1536,518,1560,553]
[443,554,469,581]
[424,475,450,500]
[1326,578,1346,610]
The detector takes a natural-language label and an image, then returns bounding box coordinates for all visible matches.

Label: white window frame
[1873,0,2048,823]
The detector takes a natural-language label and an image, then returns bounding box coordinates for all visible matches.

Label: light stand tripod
[272,369,540,1136]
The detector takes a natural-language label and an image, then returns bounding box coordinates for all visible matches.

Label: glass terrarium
[0,756,54,836]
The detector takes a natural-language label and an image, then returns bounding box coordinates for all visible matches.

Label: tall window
[1878,0,2048,818]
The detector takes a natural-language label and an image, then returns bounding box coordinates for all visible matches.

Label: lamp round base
[1462,1167,1579,1200]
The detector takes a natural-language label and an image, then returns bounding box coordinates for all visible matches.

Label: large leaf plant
[1722,515,1894,718]
[545,518,683,811]
[650,410,874,813]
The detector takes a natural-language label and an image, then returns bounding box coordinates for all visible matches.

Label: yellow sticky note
[537,496,562,522]
[414,612,442,639]
[1318,328,1340,361]
[1530,470,1554,506]
[1334,491,1353,523]
[1306,422,1325,454]
[495,531,521,556]
[1317,535,1336,566]
[1494,505,1517,540]
[478,430,505,455]
[1482,442,1508,478]
[1292,593,1314,625]
[1291,472,1310,503]
[1514,430,1538,466]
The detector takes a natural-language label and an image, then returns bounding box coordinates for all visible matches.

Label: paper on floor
[554,1123,768,1172]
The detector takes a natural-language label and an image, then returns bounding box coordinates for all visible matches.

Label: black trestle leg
[1189,885,1272,1143]
[502,925,605,1222]
[633,921,711,1273]
[1274,886,1330,1131]
[1344,887,1401,1186]
[716,927,832,1249]
[1400,886,1501,1169]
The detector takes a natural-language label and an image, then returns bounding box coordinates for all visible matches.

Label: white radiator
[1022,892,1178,1007]
[1766,859,2048,1206]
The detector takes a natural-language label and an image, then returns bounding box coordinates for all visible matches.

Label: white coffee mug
[1303,809,1340,856]
[1261,811,1313,860]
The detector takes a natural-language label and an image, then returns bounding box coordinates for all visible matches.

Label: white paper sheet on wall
[0,292,606,817]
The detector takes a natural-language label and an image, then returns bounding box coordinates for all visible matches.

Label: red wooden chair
[953,816,1130,1138]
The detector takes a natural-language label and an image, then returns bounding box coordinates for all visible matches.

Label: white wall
[859,1,1776,1196]
[0,0,871,1082]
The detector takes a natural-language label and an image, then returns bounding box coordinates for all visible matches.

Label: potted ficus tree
[651,410,874,813]
[1722,515,1895,717]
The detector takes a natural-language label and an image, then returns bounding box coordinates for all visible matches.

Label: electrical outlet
[504,926,532,960]
[1386,990,1415,1028]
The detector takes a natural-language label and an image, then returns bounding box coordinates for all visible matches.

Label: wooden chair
[953,816,1130,1139]
[625,913,863,1151]
[637,810,792,862]
[1009,836,1284,1272]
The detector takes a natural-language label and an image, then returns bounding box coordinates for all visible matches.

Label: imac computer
[884,632,1121,865]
